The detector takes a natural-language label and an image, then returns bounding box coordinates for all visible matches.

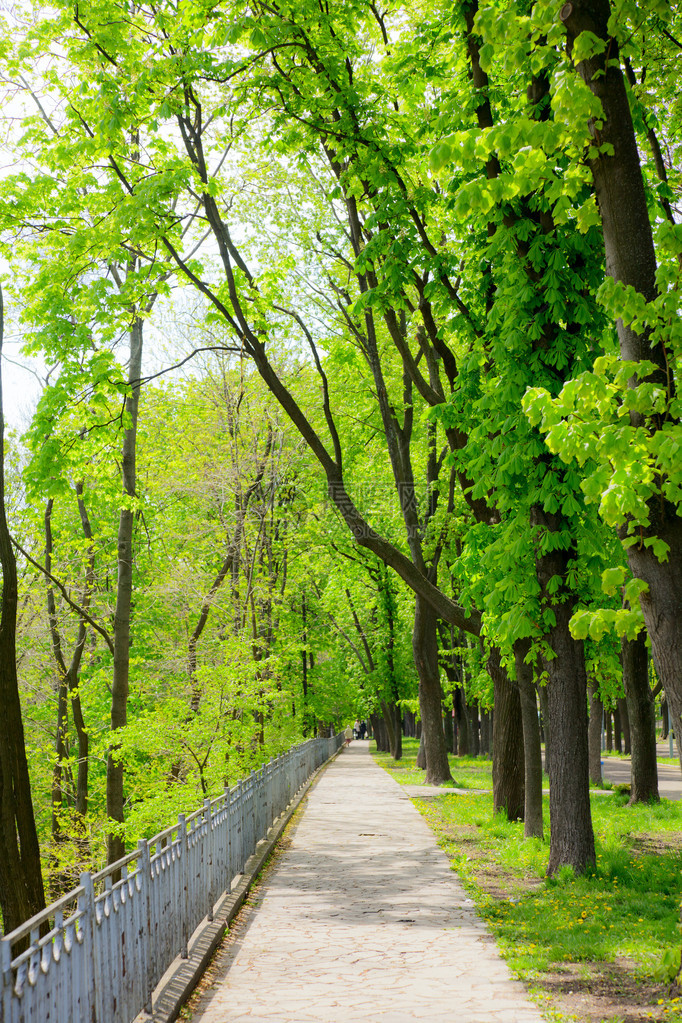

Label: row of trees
[0,0,680,931]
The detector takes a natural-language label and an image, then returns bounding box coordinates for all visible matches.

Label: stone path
[189,742,545,1023]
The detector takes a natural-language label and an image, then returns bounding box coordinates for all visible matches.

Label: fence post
[179,814,189,959]
[203,798,214,922]
[78,871,102,1023]
[1,932,12,1023]
[137,840,154,1015]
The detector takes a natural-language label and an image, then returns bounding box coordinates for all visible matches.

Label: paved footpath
[189,742,545,1023]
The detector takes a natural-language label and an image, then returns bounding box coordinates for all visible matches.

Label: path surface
[601,748,682,799]
[189,742,544,1023]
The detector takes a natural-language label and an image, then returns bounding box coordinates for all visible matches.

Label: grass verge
[374,738,682,1023]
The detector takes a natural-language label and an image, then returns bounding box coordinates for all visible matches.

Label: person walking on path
[344,723,353,746]
[188,742,544,1023]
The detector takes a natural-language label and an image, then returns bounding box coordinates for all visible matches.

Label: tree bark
[613,703,622,754]
[469,699,480,757]
[515,640,544,839]
[543,604,595,874]
[416,731,426,769]
[370,713,388,752]
[618,697,631,755]
[538,680,550,779]
[488,647,524,821]
[454,688,471,755]
[413,596,452,784]
[621,630,659,803]
[107,316,144,865]
[533,505,595,874]
[480,709,491,757]
[443,708,455,754]
[379,699,398,759]
[0,285,46,933]
[587,678,603,786]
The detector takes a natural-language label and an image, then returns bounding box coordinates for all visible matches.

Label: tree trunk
[382,568,402,761]
[560,1,682,774]
[587,678,603,786]
[443,708,455,754]
[543,604,595,874]
[413,596,452,784]
[515,640,543,839]
[588,683,601,785]
[621,630,659,803]
[606,711,613,752]
[618,697,631,755]
[403,709,416,738]
[488,647,524,821]
[613,704,622,754]
[454,688,470,755]
[538,681,550,779]
[380,699,400,760]
[416,731,426,769]
[370,713,387,751]
[469,699,480,757]
[0,286,46,933]
[480,709,491,757]
[107,316,144,865]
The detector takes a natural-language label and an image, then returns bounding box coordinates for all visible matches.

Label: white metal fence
[1,734,344,1023]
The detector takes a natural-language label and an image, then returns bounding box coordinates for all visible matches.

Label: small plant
[654,946,682,983]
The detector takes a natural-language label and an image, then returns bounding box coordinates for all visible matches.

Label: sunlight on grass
[372,736,494,789]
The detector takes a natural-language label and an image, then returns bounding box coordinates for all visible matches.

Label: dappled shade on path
[189,743,543,1023]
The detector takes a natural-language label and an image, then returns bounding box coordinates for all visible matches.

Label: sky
[2,342,42,432]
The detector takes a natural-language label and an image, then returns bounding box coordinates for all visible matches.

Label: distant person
[353,718,361,739]
[344,724,353,746]
[359,720,367,740]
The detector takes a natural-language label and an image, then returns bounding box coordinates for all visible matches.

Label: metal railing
[1,734,344,1023]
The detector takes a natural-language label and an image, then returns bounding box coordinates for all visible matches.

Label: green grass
[372,740,494,789]
[374,738,682,1022]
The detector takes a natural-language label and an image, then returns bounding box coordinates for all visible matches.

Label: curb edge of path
[142,747,343,1023]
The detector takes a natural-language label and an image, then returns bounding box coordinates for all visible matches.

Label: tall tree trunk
[383,570,402,760]
[621,631,659,803]
[533,506,595,874]
[543,605,595,874]
[413,596,452,784]
[587,678,603,786]
[613,704,622,754]
[538,680,550,779]
[443,707,455,754]
[107,316,144,865]
[379,699,398,759]
[618,697,631,755]
[488,647,524,821]
[416,731,426,769]
[515,640,544,839]
[561,1,682,772]
[0,285,46,932]
[403,709,416,738]
[469,699,480,757]
[455,688,471,755]
[480,709,491,757]
[370,713,387,752]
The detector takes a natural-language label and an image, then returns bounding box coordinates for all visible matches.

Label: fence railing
[1,733,344,1023]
